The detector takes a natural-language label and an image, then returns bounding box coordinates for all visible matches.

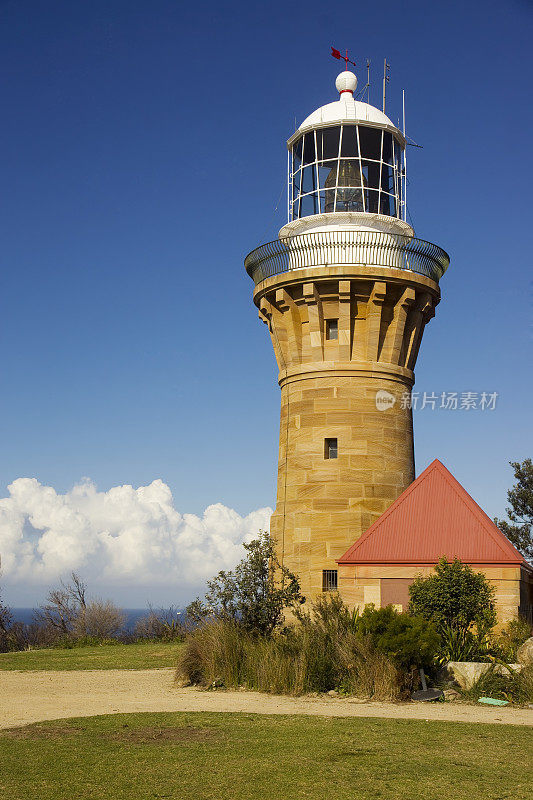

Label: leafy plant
[355,604,440,671]
[408,558,496,642]
[186,531,303,636]
[437,623,488,663]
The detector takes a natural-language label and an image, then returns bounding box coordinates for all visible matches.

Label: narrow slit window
[324,438,338,459]
[325,319,338,340]
[322,570,338,592]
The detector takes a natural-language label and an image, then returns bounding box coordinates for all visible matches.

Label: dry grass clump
[176,597,412,700]
[335,634,405,701]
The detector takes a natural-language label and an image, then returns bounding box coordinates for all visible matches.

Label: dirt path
[1,668,532,729]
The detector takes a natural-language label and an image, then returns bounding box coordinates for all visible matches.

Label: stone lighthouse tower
[245,69,449,602]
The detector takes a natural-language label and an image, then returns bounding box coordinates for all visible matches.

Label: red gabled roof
[338,459,529,567]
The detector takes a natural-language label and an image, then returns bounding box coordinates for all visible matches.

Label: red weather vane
[331,47,356,70]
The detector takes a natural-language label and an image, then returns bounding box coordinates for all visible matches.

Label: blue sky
[0,0,531,606]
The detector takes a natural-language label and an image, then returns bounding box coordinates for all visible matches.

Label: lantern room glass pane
[382,132,394,165]
[316,127,340,162]
[358,127,382,161]
[301,165,316,194]
[380,192,396,217]
[300,193,318,216]
[380,163,395,194]
[366,189,379,214]
[302,131,316,165]
[317,163,332,190]
[293,138,303,172]
[361,160,381,192]
[335,160,364,212]
[340,125,359,157]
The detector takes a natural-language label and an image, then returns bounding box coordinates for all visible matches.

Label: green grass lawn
[0,711,531,800]
[0,641,182,671]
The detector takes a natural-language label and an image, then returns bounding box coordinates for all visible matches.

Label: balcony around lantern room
[244,228,450,287]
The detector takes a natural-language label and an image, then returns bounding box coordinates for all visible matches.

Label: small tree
[35,572,88,637]
[35,573,125,642]
[495,458,533,560]
[187,531,303,636]
[408,557,496,636]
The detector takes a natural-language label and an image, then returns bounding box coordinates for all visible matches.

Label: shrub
[134,606,186,642]
[409,558,496,639]
[437,623,490,663]
[73,600,126,640]
[335,634,405,700]
[356,605,440,671]
[186,531,303,636]
[0,588,14,653]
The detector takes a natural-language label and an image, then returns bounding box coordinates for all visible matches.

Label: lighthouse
[245,68,450,603]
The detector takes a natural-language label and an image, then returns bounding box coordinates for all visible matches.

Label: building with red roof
[337,459,533,624]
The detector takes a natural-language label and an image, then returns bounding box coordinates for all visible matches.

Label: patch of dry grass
[177,619,408,699]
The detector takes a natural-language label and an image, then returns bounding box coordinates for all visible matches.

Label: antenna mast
[382,58,390,113]
[365,59,371,103]
[402,89,407,222]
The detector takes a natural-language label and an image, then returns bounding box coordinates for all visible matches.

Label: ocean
[12,608,151,633]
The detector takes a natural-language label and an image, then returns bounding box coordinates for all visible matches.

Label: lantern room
[285,71,408,235]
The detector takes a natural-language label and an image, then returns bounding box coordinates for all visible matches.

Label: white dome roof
[289,72,404,145]
[299,96,396,132]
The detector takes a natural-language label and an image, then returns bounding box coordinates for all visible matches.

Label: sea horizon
[11,607,163,631]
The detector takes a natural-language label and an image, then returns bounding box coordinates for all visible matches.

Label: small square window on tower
[322,570,338,592]
[325,318,338,340]
[324,437,338,459]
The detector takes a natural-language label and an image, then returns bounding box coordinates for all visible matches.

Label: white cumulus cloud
[0,477,272,601]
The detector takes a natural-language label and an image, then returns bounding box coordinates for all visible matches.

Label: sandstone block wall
[254,265,440,603]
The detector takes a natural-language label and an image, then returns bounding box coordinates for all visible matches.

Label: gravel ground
[1,668,532,729]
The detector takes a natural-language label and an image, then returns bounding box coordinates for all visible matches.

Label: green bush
[409,558,496,664]
[56,636,119,649]
[356,605,440,671]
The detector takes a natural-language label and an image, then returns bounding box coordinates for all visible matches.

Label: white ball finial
[336,71,357,96]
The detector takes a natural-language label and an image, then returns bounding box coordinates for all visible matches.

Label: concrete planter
[446,661,522,690]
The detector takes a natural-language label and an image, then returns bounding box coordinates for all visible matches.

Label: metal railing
[244,230,450,285]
